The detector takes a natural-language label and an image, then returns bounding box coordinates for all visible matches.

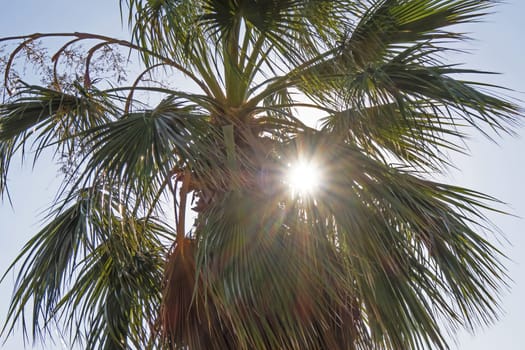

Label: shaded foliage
[0,1,521,349]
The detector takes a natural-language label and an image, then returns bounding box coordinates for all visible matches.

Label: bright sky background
[0,1,524,349]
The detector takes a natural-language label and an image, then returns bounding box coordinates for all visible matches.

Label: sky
[0,1,524,349]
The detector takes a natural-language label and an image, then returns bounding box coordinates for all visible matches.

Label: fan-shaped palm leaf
[0,1,521,349]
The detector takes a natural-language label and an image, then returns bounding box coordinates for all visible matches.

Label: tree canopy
[0,1,521,349]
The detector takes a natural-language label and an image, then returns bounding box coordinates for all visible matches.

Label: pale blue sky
[1,1,524,349]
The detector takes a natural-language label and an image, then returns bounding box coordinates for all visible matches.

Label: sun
[286,160,321,196]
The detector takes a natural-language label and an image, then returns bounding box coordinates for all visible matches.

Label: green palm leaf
[1,1,521,349]
[0,84,114,196]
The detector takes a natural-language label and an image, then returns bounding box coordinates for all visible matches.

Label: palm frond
[1,187,104,340]
[0,84,114,196]
[321,102,463,169]
[2,183,174,349]
[60,215,170,350]
[347,0,493,65]
[1,1,521,349]
[76,96,209,205]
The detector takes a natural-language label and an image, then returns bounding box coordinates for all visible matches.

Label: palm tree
[0,0,520,349]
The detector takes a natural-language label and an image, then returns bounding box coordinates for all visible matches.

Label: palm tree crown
[0,1,521,349]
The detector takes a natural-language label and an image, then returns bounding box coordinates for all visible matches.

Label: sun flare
[286,160,321,196]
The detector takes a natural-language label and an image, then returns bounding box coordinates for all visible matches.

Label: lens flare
[286,160,321,196]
